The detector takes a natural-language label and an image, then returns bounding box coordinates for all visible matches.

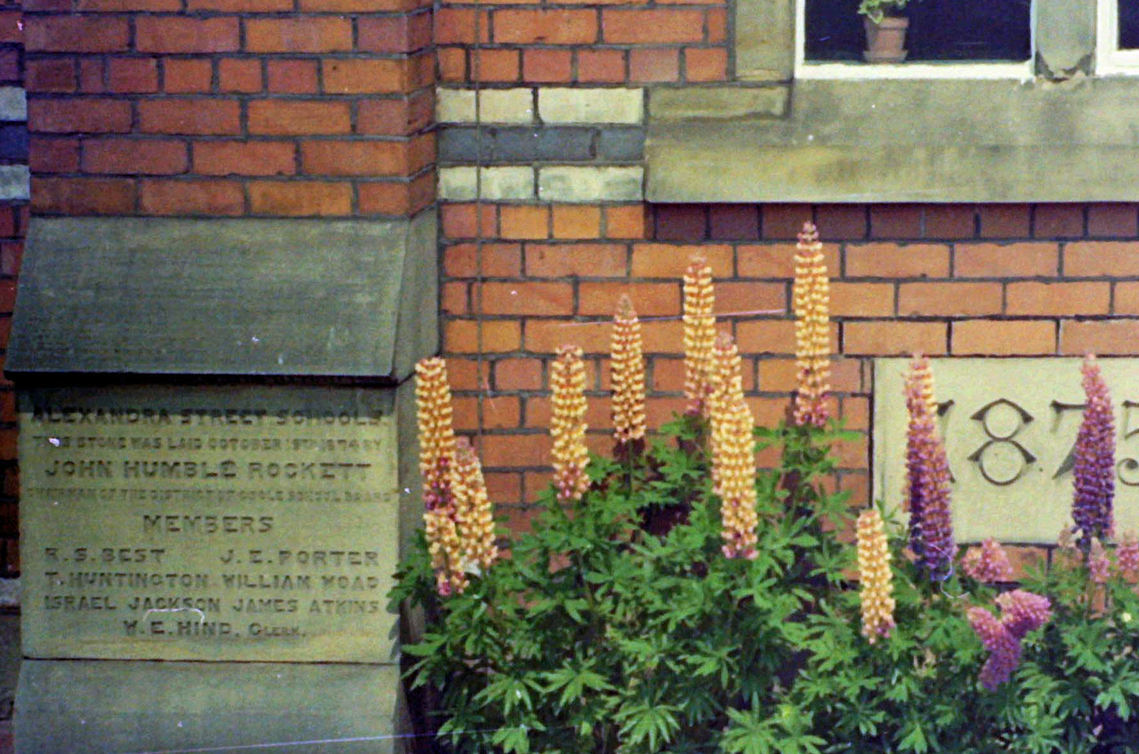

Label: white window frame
[1097,0,1139,75]
[794,0,1036,80]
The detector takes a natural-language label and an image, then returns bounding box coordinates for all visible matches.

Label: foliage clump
[392,225,1139,753]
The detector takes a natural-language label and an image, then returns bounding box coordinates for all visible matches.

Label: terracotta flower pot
[863,16,909,63]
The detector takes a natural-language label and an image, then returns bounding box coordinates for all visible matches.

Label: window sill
[645,77,1139,203]
[796,61,1034,81]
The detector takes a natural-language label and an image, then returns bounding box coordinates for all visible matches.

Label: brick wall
[25,0,434,218]
[0,0,23,581]
[440,199,1139,563]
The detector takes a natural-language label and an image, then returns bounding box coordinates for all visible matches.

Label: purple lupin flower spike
[1072,354,1115,548]
[903,354,955,580]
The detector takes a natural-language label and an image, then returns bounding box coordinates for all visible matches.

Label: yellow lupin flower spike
[793,222,831,428]
[683,254,716,416]
[611,294,647,446]
[857,508,895,644]
[551,344,590,503]
[453,436,499,576]
[414,357,465,596]
[710,333,758,560]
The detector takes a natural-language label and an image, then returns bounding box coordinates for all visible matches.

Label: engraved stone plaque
[873,358,1139,544]
[19,384,401,662]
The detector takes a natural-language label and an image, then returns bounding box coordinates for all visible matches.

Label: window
[797,0,1035,78]
[1098,0,1139,74]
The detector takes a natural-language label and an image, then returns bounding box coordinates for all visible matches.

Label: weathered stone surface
[1035,0,1095,78]
[19,384,408,663]
[873,357,1139,543]
[0,88,25,122]
[439,166,535,200]
[494,126,594,161]
[648,78,1139,202]
[734,0,794,81]
[436,87,476,123]
[7,213,437,380]
[538,165,643,202]
[538,88,644,124]
[479,89,534,124]
[0,166,27,201]
[649,86,788,120]
[0,615,16,720]
[16,660,407,754]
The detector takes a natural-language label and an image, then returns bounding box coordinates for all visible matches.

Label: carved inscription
[20,386,400,662]
[874,358,1139,543]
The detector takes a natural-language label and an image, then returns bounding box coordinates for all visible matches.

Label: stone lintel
[647,78,1139,203]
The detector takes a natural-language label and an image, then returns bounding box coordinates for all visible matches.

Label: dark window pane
[1121,1,1139,49]
[805,0,1032,62]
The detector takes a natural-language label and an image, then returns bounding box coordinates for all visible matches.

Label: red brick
[301,140,409,177]
[523,49,572,83]
[188,0,291,10]
[552,205,601,239]
[526,393,610,430]
[445,319,521,353]
[978,204,1031,238]
[479,433,551,468]
[473,48,521,82]
[248,100,352,135]
[707,8,727,43]
[952,320,1055,356]
[830,282,893,317]
[82,138,189,175]
[78,59,105,92]
[0,10,21,43]
[1088,204,1139,238]
[23,0,70,9]
[605,204,649,239]
[737,243,840,277]
[245,18,353,53]
[923,205,976,239]
[77,0,180,9]
[1060,320,1139,355]
[140,179,244,216]
[30,137,80,173]
[761,204,813,239]
[501,205,550,240]
[137,17,239,53]
[526,318,611,353]
[193,141,296,177]
[869,204,923,238]
[495,359,542,391]
[434,9,490,45]
[846,243,950,278]
[267,60,319,93]
[577,49,625,83]
[0,50,21,83]
[602,9,704,43]
[494,9,598,44]
[25,17,129,52]
[32,177,137,215]
[843,321,947,355]
[684,48,727,82]
[631,243,732,277]
[358,13,433,54]
[248,181,353,216]
[1006,281,1109,316]
[654,204,706,241]
[445,242,522,277]
[358,92,434,136]
[481,281,573,315]
[323,58,419,94]
[815,204,867,240]
[441,203,497,239]
[629,48,679,83]
[708,205,759,240]
[27,58,77,93]
[163,59,212,93]
[1063,241,1139,276]
[438,48,467,82]
[453,395,520,431]
[219,59,263,93]
[299,0,431,11]
[733,319,795,354]
[108,57,158,93]
[715,281,785,316]
[358,172,436,216]
[30,99,132,134]
[1114,282,1139,315]
[1034,203,1085,238]
[442,281,467,315]
[139,100,239,135]
[897,282,1001,316]
[579,282,678,316]
[955,242,1059,277]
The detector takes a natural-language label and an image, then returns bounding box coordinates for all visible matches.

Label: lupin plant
[393,234,1139,754]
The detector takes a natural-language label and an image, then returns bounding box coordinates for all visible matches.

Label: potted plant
[859,0,910,63]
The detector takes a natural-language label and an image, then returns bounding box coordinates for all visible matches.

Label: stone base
[15,660,409,754]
